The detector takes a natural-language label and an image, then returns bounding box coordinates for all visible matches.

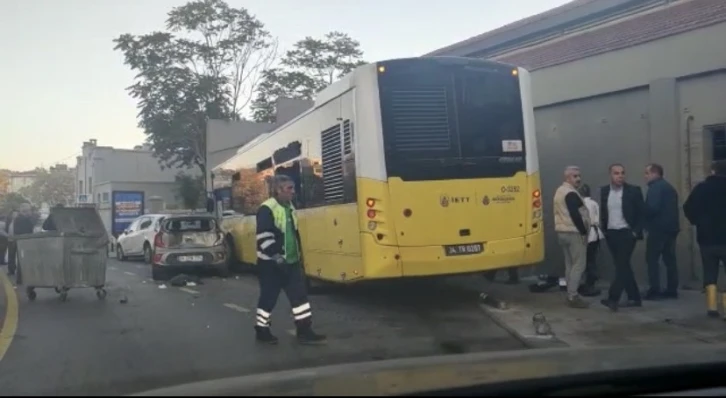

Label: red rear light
[366,209,376,219]
[532,199,542,208]
[153,232,165,248]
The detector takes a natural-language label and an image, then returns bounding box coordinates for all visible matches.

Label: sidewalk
[471,276,726,348]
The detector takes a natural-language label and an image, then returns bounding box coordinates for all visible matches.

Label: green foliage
[18,168,74,207]
[0,192,29,216]
[174,173,205,210]
[251,31,366,123]
[113,0,277,175]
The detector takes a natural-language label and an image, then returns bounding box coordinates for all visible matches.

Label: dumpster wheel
[59,289,68,302]
[26,287,36,301]
[96,288,107,300]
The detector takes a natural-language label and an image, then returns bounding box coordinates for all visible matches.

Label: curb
[478,303,569,349]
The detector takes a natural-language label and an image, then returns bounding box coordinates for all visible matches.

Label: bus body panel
[386,173,528,247]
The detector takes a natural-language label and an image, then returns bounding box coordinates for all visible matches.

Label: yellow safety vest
[260,198,298,232]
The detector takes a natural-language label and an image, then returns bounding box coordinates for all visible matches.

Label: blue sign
[111,191,144,237]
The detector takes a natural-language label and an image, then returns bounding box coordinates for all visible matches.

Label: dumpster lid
[44,207,106,235]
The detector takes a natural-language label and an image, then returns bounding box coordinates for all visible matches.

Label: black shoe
[643,290,663,301]
[601,299,618,312]
[255,326,278,345]
[578,285,601,297]
[297,327,327,345]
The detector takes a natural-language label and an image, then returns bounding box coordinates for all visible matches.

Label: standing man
[683,160,726,317]
[254,174,325,345]
[600,164,645,311]
[553,166,591,308]
[8,203,35,284]
[578,183,604,297]
[643,163,680,300]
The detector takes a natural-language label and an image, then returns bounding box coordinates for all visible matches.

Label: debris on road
[168,274,203,287]
[158,284,168,289]
[532,313,553,336]
[120,295,128,304]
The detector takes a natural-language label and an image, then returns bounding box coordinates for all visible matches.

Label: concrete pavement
[0,260,524,395]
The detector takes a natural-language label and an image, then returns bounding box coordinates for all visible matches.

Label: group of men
[554,160,726,312]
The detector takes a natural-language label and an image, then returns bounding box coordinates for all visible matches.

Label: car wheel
[116,245,127,261]
[151,266,167,281]
[143,244,153,264]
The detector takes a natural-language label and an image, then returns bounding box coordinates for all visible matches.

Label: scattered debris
[158,284,168,289]
[120,295,128,304]
[169,274,203,287]
[533,312,553,336]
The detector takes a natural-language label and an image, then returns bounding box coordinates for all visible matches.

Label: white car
[116,214,167,263]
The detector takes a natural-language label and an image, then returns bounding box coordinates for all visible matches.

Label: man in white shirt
[578,184,604,297]
[599,164,645,311]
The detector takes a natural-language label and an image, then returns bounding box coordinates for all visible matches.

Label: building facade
[75,139,199,237]
[429,0,726,285]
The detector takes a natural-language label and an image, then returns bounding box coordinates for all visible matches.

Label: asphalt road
[0,259,525,396]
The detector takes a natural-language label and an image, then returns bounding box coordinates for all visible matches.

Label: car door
[131,217,154,254]
[118,218,142,254]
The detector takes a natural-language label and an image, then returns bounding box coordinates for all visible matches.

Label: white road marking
[286,329,296,336]
[180,287,200,295]
[223,303,250,313]
[124,271,136,276]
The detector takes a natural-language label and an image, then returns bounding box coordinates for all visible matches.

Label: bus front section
[372,57,543,278]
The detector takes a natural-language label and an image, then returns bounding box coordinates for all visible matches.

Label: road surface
[0,259,525,395]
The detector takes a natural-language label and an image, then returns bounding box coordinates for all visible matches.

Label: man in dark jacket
[254,174,325,345]
[643,163,680,300]
[600,164,646,311]
[8,203,35,284]
[683,160,726,317]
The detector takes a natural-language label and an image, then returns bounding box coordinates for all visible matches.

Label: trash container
[15,207,109,301]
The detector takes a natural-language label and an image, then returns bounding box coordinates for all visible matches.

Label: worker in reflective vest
[254,174,326,345]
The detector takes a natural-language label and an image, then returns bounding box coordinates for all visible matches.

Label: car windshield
[163,218,216,233]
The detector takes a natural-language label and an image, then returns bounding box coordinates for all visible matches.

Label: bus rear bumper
[397,231,544,278]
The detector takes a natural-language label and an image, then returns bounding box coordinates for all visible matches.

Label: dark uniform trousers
[255,259,311,329]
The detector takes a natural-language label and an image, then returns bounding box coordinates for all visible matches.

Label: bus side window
[274,161,304,208]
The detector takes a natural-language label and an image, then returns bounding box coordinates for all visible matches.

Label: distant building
[429,0,726,283]
[75,139,200,237]
[8,170,38,193]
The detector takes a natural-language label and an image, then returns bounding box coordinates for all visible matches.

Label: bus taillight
[532,189,541,198]
[367,209,376,219]
[532,199,542,208]
[366,198,376,207]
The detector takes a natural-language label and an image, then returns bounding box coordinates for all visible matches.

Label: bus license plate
[179,255,203,262]
[444,243,484,256]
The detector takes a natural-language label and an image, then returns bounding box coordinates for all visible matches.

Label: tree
[113,0,277,175]
[18,168,75,207]
[251,31,366,123]
[0,192,29,216]
[174,173,205,210]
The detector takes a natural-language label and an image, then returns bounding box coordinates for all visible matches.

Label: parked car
[116,214,168,264]
[150,214,229,280]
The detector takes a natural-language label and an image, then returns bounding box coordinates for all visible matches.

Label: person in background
[643,163,680,300]
[600,163,645,312]
[8,204,34,283]
[0,211,13,266]
[5,210,18,275]
[553,166,591,308]
[683,160,726,317]
[578,183,604,297]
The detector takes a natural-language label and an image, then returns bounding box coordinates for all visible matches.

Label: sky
[0,0,570,171]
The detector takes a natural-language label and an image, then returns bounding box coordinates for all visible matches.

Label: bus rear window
[378,59,526,181]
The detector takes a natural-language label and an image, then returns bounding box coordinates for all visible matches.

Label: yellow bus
[213,56,543,284]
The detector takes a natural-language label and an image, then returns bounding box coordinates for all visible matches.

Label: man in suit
[600,163,645,311]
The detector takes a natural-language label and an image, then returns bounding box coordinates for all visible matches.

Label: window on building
[711,124,726,161]
[102,192,109,203]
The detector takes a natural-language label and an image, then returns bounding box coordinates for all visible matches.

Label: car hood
[131,344,726,396]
